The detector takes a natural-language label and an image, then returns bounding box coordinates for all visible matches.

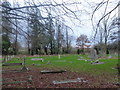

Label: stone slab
[40,70,66,74]
[53,78,87,84]
[2,63,22,66]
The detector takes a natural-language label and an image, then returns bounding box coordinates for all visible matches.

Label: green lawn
[3,54,118,76]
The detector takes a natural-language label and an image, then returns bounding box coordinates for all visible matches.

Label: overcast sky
[3,0,119,46]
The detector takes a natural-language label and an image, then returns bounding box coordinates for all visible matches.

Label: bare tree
[76,34,90,54]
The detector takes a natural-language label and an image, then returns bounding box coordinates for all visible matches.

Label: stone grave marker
[90,48,97,61]
[89,48,105,64]
[54,60,66,62]
[32,60,51,66]
[40,70,66,74]
[2,63,22,66]
[31,58,44,62]
[58,54,61,59]
[2,75,32,85]
[108,55,112,59]
[91,60,104,65]
[53,78,88,84]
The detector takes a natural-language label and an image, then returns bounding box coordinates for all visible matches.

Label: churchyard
[2,54,119,88]
[2,0,120,88]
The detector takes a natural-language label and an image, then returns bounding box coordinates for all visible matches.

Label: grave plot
[2,69,27,73]
[54,60,72,63]
[54,60,66,62]
[2,56,26,66]
[40,70,66,74]
[108,55,112,59]
[53,78,88,84]
[2,67,119,88]
[32,61,51,66]
[77,56,90,61]
[112,64,119,70]
[3,57,29,73]
[2,63,22,66]
[31,58,44,62]
[77,58,85,60]
[91,60,104,65]
[2,75,32,85]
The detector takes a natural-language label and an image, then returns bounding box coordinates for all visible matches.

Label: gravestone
[58,55,61,59]
[90,48,97,61]
[31,58,44,62]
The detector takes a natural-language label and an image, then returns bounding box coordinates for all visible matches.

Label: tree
[76,34,90,54]
[2,1,12,55]
[91,0,120,54]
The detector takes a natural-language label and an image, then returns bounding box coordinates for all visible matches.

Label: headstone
[90,48,97,61]
[58,55,60,59]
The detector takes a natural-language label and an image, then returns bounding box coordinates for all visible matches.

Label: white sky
[2,0,119,46]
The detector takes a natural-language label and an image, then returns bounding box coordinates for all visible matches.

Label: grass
[3,54,118,75]
[2,54,119,85]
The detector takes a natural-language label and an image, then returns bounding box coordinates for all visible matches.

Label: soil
[2,67,119,88]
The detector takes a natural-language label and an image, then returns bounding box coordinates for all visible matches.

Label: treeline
[2,1,74,55]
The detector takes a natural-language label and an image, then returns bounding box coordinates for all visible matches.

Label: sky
[2,0,119,46]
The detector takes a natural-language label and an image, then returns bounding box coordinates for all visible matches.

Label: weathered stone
[40,70,66,74]
[53,78,87,84]
[2,63,22,66]
[90,48,97,61]
[31,58,44,62]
